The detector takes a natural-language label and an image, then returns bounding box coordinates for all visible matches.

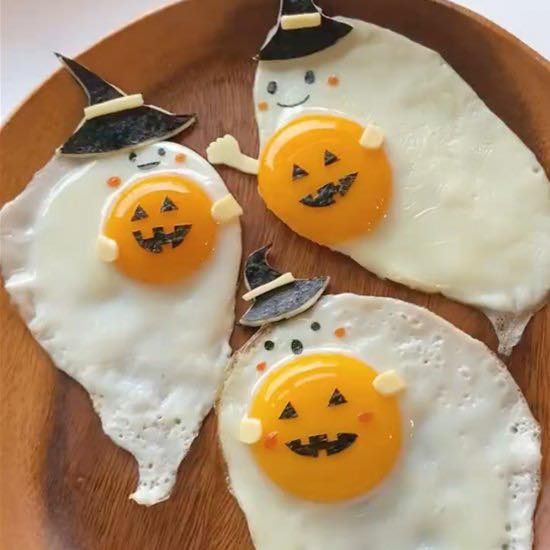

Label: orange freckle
[107,176,121,188]
[258,101,269,111]
[328,75,340,87]
[334,327,346,338]
[175,153,186,163]
[256,362,267,372]
[358,412,373,423]
[264,431,278,449]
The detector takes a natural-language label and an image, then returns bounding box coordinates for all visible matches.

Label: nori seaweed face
[132,224,192,254]
[324,150,339,166]
[258,0,353,61]
[279,401,298,419]
[60,108,195,156]
[292,164,309,180]
[300,173,358,208]
[241,277,328,325]
[291,339,304,355]
[328,388,347,407]
[285,432,358,458]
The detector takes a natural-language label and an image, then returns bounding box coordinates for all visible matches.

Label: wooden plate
[1,0,548,547]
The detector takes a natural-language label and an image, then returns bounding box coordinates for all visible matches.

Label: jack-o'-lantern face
[258,114,392,245]
[249,353,402,502]
[104,173,217,284]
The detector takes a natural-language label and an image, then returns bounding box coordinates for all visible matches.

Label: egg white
[0,141,241,505]
[253,18,550,354]
[219,294,540,550]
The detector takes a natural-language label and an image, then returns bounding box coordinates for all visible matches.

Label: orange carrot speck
[256,362,267,372]
[258,101,269,111]
[264,431,278,449]
[107,176,121,188]
[358,412,373,423]
[328,75,340,87]
[334,327,346,338]
[175,153,186,163]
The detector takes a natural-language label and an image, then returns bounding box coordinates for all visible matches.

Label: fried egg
[0,141,241,505]
[252,18,550,354]
[219,294,540,549]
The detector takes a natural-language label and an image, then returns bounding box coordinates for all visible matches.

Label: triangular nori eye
[131,205,148,221]
[324,150,339,166]
[292,164,309,181]
[279,401,298,419]
[328,388,347,407]
[160,196,178,212]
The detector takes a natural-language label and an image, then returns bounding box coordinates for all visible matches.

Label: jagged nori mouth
[132,224,192,254]
[300,173,358,207]
[286,432,358,457]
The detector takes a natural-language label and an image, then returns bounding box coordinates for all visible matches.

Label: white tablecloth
[0,0,548,121]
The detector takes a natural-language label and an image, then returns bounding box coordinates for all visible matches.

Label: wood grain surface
[0,0,548,548]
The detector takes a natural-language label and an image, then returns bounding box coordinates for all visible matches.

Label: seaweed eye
[328,388,347,407]
[305,70,315,85]
[267,81,278,95]
[279,402,298,419]
[292,164,309,181]
[158,147,166,156]
[131,205,148,221]
[129,152,137,162]
[160,196,178,212]
[291,339,303,355]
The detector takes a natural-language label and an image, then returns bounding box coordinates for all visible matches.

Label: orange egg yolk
[104,173,217,285]
[258,114,392,246]
[249,353,402,502]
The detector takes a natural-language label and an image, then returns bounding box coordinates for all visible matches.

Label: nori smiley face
[103,173,218,285]
[248,352,402,502]
[131,196,192,254]
[258,114,393,246]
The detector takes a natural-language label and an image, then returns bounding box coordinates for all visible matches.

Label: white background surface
[0,0,548,122]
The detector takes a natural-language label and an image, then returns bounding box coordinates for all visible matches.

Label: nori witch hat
[239,245,329,327]
[258,0,353,61]
[55,53,196,157]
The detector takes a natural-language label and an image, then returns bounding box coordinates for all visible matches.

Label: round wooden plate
[1,0,548,548]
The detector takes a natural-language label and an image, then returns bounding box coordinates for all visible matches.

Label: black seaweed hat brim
[240,277,329,327]
[59,107,196,157]
[258,15,353,61]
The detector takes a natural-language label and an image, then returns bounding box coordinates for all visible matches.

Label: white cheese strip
[359,124,385,149]
[242,272,295,302]
[239,416,262,444]
[96,235,119,263]
[211,194,243,224]
[84,94,144,120]
[281,12,322,30]
[373,370,406,396]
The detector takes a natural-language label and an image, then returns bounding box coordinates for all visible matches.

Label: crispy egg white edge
[217,294,541,550]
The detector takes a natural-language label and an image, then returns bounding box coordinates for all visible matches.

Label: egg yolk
[249,353,402,502]
[104,174,217,285]
[258,114,392,246]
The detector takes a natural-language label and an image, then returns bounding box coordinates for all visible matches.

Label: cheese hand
[207,135,259,175]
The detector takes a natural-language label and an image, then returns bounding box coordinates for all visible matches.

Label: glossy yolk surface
[249,353,402,502]
[104,174,217,285]
[258,114,392,246]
